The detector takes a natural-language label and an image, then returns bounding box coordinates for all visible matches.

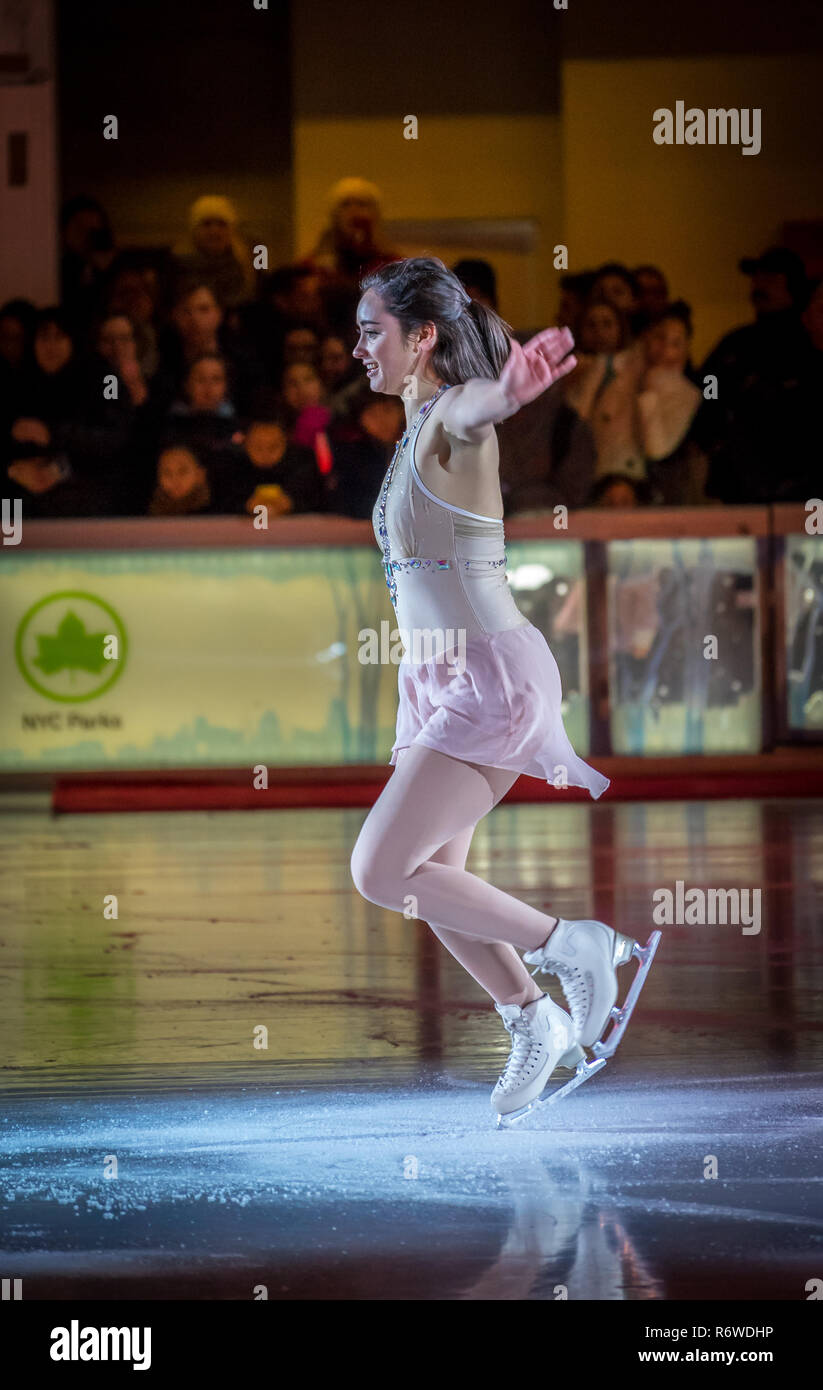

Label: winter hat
[189,195,240,230]
[326,178,382,214]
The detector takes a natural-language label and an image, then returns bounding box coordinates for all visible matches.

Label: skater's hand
[499,329,577,412]
[442,328,576,439]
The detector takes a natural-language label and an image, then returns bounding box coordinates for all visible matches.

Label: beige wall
[293,116,562,332]
[562,55,823,360]
[293,55,823,352]
[0,80,60,307]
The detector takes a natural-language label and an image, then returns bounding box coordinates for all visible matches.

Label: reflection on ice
[1,1066,820,1299]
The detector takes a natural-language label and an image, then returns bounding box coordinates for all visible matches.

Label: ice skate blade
[494,1057,607,1129]
[591,930,661,1060]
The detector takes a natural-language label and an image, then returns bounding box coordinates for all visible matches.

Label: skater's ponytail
[360,256,513,384]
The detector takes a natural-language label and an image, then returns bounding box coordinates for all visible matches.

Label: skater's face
[353,289,436,396]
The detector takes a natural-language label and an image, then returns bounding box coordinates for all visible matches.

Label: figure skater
[349,258,659,1124]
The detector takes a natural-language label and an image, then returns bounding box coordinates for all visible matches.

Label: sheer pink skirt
[389,621,610,799]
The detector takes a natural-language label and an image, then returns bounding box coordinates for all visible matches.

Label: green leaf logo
[14,591,127,703]
[34,610,109,681]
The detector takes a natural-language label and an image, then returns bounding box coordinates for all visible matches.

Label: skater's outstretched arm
[440,327,578,443]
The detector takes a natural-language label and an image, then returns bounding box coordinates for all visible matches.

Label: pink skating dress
[371,385,610,799]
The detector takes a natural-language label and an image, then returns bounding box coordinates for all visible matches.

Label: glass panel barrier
[607,536,760,755]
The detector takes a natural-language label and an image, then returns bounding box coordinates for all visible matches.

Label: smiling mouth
[365,361,380,376]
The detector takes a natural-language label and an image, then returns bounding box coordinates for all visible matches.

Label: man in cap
[738,246,810,318]
[696,246,814,502]
[701,245,809,386]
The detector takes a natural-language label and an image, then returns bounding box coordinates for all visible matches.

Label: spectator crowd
[2,178,821,521]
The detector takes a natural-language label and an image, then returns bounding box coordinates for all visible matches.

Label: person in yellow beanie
[171,195,256,309]
[299,177,397,300]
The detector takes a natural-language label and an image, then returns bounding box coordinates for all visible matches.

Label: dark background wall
[563,0,822,58]
[291,0,823,123]
[57,0,293,255]
[292,0,562,117]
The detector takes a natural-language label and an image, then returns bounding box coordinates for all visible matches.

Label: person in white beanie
[172,195,256,310]
[299,177,397,299]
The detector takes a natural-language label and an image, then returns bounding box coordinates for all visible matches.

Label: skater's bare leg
[351,743,561,954]
[388,750,544,1007]
[423,826,546,1007]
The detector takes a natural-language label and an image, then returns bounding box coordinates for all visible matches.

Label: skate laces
[498,1009,542,1089]
[543,958,588,1029]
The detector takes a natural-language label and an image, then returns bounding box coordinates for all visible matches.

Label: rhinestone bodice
[371,384,528,654]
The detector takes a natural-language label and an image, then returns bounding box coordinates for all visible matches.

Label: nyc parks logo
[15,591,128,703]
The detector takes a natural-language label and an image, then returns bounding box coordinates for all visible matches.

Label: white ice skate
[492,992,607,1129]
[522,918,661,1058]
